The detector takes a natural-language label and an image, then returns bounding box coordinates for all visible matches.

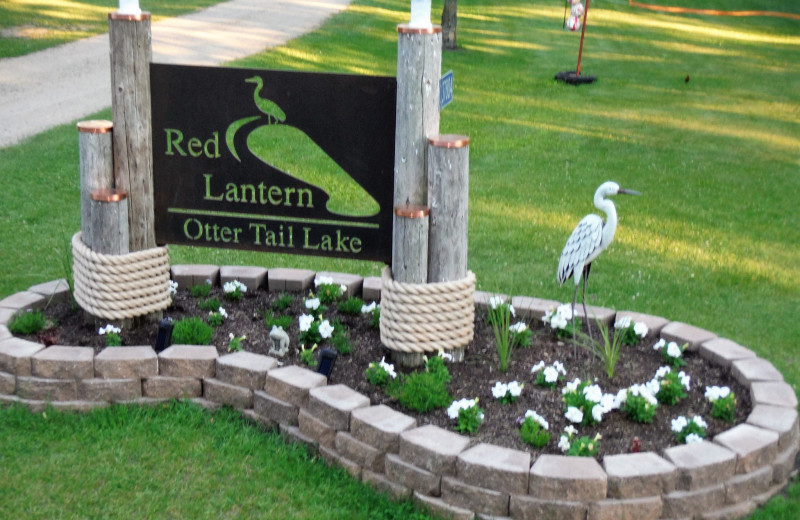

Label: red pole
[576,0,590,76]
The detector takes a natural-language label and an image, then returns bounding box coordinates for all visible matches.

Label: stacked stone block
[0,269,797,520]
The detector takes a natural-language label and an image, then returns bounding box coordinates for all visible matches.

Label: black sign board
[150,64,396,262]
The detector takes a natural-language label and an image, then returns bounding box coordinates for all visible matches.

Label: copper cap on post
[394,204,430,219]
[77,120,113,134]
[90,189,128,203]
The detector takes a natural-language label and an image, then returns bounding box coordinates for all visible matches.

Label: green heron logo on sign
[151,64,396,262]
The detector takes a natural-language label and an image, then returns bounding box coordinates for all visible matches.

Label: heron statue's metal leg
[581,265,594,341]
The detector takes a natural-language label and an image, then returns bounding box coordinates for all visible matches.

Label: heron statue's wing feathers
[557,214,603,285]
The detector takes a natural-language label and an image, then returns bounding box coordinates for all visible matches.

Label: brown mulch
[21,287,750,461]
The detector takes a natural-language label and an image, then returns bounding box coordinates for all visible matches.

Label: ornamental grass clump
[706,385,737,422]
[264,311,292,331]
[337,296,364,315]
[172,317,213,345]
[671,415,708,444]
[198,297,221,312]
[487,296,524,372]
[9,310,47,335]
[189,280,212,298]
[519,410,550,448]
[575,320,625,380]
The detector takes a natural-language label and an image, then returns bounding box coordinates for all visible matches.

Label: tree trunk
[442,0,458,50]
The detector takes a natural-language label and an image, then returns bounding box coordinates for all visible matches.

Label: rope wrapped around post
[71,232,171,320]
[380,265,475,354]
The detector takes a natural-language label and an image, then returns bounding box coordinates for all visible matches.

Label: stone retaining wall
[1,265,797,520]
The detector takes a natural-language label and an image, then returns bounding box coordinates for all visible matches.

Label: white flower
[563,378,581,394]
[305,298,320,310]
[564,425,578,436]
[615,316,631,329]
[218,307,227,318]
[692,415,708,429]
[634,322,649,338]
[553,361,567,375]
[318,320,334,339]
[678,371,691,390]
[488,295,505,309]
[298,314,314,332]
[666,341,683,359]
[671,416,688,433]
[507,381,524,397]
[223,280,247,294]
[653,338,666,351]
[558,435,571,452]
[531,361,545,373]
[655,366,671,379]
[556,303,573,321]
[615,388,628,405]
[583,384,603,404]
[509,322,528,333]
[543,366,559,384]
[378,357,396,379]
[705,385,731,402]
[315,276,334,287]
[600,393,618,412]
[492,382,509,399]
[565,406,584,424]
[645,378,661,396]
[544,304,573,330]
[98,324,121,335]
[168,280,178,296]
[591,404,604,423]
[447,398,478,420]
[340,284,348,294]
[685,433,704,444]
[525,410,549,430]
[361,301,377,313]
[438,350,454,362]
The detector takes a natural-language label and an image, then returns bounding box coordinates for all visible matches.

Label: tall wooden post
[427,135,470,283]
[109,12,155,252]
[392,205,430,284]
[77,120,114,250]
[393,24,442,210]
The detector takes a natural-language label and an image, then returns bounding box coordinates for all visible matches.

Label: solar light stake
[317,348,338,378]
[155,317,173,352]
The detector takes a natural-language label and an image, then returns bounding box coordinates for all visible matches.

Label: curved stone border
[0,265,797,520]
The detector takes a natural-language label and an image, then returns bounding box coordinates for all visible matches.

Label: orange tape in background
[628,0,800,20]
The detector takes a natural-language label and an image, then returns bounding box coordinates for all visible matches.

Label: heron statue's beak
[618,188,641,196]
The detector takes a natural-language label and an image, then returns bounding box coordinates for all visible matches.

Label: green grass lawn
[1,0,798,517]
[0,0,224,58]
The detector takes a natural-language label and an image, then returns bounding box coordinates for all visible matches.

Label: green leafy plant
[620,385,659,423]
[671,415,707,444]
[531,360,567,390]
[227,333,246,352]
[299,344,318,368]
[519,413,550,448]
[264,310,293,331]
[98,324,122,347]
[614,316,648,346]
[653,339,687,368]
[562,379,608,426]
[338,296,364,315]
[223,280,247,301]
[298,315,333,346]
[365,357,396,387]
[654,368,690,406]
[207,307,227,327]
[390,356,451,412]
[314,277,344,304]
[58,233,77,310]
[447,398,483,434]
[574,320,624,380]
[509,321,532,348]
[190,281,212,298]
[542,304,581,339]
[706,386,737,422]
[9,310,47,335]
[330,323,352,355]
[199,297,222,311]
[492,381,524,404]
[487,296,520,372]
[271,292,293,311]
[172,317,214,345]
[567,433,602,457]
[369,305,380,329]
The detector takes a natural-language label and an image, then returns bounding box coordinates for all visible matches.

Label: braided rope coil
[380,266,475,353]
[72,232,172,320]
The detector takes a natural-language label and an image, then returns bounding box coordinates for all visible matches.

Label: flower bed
[0,265,797,520]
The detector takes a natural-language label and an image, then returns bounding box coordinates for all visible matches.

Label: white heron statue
[557,181,640,337]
